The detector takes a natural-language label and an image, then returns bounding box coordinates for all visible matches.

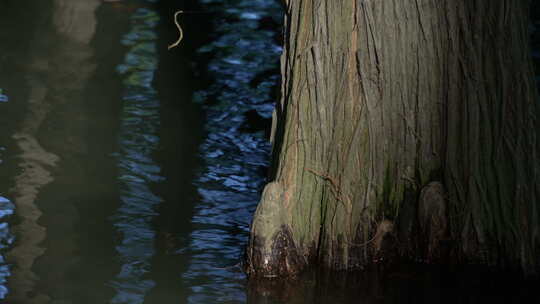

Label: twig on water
[168,10,184,50]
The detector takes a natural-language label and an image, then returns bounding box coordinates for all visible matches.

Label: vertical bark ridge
[248,0,539,276]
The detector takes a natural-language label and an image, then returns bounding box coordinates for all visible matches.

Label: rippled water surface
[0,0,279,302]
[0,0,539,303]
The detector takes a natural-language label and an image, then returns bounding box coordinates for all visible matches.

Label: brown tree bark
[246,0,540,277]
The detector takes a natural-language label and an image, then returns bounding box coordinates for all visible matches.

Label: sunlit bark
[247,0,539,276]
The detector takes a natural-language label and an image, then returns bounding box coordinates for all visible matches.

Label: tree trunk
[246,0,540,277]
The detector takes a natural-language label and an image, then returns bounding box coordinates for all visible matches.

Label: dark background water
[0,0,279,302]
[0,0,538,303]
[532,2,540,83]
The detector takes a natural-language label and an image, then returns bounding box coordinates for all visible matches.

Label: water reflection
[110,6,163,304]
[0,144,14,300]
[4,1,100,302]
[0,90,8,103]
[183,0,282,302]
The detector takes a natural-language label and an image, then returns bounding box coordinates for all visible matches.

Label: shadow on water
[247,264,540,304]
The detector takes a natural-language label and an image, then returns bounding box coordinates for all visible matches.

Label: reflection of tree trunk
[7,1,99,302]
[247,0,539,277]
[8,86,58,304]
[53,0,100,44]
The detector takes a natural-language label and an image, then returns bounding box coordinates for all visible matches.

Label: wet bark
[247,0,540,277]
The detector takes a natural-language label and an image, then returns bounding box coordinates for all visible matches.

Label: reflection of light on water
[0,194,14,300]
[182,0,282,302]
[0,103,15,299]
[0,89,8,103]
[110,7,163,304]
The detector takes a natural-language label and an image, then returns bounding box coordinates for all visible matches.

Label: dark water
[0,0,277,302]
[532,3,540,84]
[0,0,538,304]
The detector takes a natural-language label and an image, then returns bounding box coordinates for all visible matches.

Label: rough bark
[247,0,540,277]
